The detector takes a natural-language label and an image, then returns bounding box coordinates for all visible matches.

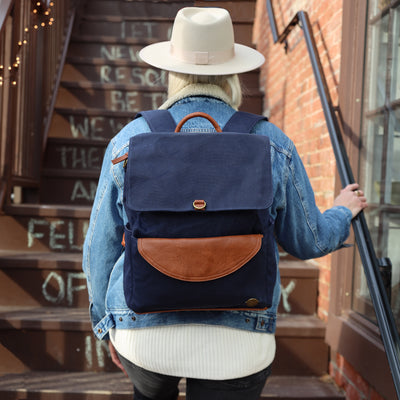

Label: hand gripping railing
[266,1,400,396]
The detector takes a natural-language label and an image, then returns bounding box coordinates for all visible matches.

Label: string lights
[0,1,55,87]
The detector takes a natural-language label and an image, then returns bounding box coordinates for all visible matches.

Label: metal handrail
[266,1,400,397]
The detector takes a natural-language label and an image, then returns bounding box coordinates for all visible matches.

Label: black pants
[118,352,271,400]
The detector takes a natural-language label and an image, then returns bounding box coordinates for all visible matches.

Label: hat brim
[139,42,265,75]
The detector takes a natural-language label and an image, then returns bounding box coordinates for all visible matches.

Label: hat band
[170,44,235,65]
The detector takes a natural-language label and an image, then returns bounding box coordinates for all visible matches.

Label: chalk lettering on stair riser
[42,271,87,306]
[84,335,110,369]
[71,181,97,202]
[110,90,166,111]
[69,116,129,140]
[27,218,89,250]
[100,45,141,62]
[56,146,104,169]
[100,65,167,86]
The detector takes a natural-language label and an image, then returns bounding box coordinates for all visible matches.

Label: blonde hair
[167,72,242,109]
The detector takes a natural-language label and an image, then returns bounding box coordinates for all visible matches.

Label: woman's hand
[333,183,368,218]
[108,341,128,377]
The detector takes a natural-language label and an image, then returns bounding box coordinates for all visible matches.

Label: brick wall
[330,353,385,400]
[253,0,343,322]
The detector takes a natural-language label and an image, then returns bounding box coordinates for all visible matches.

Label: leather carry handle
[175,112,222,133]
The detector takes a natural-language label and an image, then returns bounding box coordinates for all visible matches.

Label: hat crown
[138,7,265,75]
[170,8,234,55]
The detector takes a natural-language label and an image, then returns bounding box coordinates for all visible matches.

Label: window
[354,0,400,329]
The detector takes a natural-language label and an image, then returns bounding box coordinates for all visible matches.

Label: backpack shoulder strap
[135,110,177,132]
[222,111,268,133]
[112,110,177,165]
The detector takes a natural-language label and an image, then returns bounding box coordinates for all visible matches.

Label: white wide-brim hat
[139,7,265,75]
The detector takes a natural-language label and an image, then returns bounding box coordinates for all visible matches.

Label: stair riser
[0,329,326,375]
[0,270,318,313]
[0,268,88,308]
[0,330,116,373]
[6,216,89,253]
[77,20,173,40]
[274,337,329,376]
[44,140,106,171]
[41,177,98,206]
[50,112,133,140]
[84,1,193,17]
[279,276,317,315]
[56,87,167,111]
[63,63,168,87]
[77,19,253,46]
[68,42,144,62]
[63,62,260,91]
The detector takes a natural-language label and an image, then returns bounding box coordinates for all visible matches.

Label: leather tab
[112,153,128,165]
[138,234,263,282]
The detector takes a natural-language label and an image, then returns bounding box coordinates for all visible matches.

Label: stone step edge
[80,15,173,22]
[3,203,91,218]
[60,80,166,91]
[59,80,262,98]
[0,371,344,399]
[66,56,147,66]
[70,34,164,45]
[41,168,99,179]
[54,106,136,118]
[46,137,109,146]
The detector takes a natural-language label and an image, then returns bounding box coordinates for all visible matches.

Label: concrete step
[0,371,345,399]
[49,108,133,140]
[0,306,328,375]
[0,248,318,314]
[0,204,91,253]
[55,83,167,112]
[274,314,328,376]
[75,16,173,41]
[75,15,254,47]
[40,171,99,206]
[62,60,168,86]
[55,82,262,115]
[0,252,85,308]
[43,138,107,172]
[278,260,318,315]
[68,38,147,62]
[62,58,261,91]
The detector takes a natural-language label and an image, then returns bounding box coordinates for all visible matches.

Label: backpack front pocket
[123,227,274,313]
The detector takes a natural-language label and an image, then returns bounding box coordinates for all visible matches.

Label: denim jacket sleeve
[82,139,126,336]
[274,143,353,259]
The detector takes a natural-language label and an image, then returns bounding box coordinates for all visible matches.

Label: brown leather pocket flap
[138,234,263,282]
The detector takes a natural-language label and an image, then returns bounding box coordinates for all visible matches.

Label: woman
[82,7,367,400]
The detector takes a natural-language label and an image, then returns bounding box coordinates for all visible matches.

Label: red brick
[254,0,343,321]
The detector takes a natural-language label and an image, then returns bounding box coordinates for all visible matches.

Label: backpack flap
[124,132,273,213]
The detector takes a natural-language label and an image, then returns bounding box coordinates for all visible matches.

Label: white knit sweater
[110,324,275,380]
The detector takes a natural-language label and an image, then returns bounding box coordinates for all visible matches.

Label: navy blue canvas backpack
[113,110,276,314]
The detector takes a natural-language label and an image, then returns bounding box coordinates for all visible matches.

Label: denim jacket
[82,96,352,340]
